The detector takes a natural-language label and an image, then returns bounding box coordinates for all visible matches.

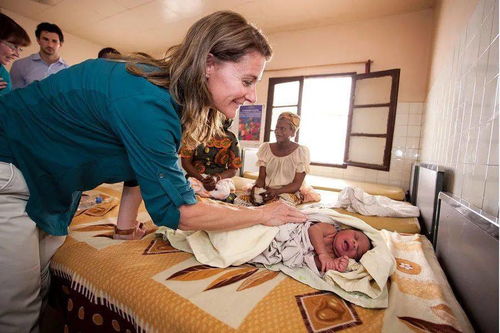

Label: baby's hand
[333,255,349,272]
[318,253,337,272]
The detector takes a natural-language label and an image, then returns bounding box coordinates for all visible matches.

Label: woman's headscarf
[278,112,301,131]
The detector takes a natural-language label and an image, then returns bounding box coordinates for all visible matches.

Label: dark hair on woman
[35,22,64,43]
[98,47,121,58]
[0,13,30,46]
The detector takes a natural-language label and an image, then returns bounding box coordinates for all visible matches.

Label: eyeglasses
[1,40,23,54]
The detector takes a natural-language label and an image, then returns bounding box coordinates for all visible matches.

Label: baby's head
[332,229,371,261]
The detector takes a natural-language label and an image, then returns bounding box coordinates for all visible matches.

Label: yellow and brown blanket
[49,183,473,332]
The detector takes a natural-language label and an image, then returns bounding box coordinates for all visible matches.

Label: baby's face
[332,229,371,261]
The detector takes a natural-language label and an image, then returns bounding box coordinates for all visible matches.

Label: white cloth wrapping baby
[157,207,395,308]
[249,221,320,275]
[333,186,420,217]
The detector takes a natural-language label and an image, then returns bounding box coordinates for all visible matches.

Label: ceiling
[0,0,436,55]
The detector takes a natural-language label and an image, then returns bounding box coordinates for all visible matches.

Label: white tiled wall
[420,0,499,217]
[309,101,424,192]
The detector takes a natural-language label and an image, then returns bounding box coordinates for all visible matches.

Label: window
[264,69,400,171]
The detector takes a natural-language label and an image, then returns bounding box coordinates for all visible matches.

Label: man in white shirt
[10,22,68,89]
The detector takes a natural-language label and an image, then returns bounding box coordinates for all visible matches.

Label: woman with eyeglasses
[0,13,30,96]
[0,10,307,332]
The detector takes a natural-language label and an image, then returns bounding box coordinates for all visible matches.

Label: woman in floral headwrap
[180,119,242,202]
[236,112,320,206]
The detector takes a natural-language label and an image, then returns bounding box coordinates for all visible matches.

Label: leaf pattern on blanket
[204,267,258,291]
[236,270,279,291]
[143,239,179,255]
[167,265,224,281]
[431,304,458,326]
[393,274,444,300]
[398,316,462,333]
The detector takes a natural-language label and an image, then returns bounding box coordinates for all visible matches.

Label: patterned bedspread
[49,183,473,332]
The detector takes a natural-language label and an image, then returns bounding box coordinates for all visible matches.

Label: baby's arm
[309,223,338,272]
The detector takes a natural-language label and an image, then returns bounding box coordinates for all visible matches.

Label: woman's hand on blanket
[259,201,307,226]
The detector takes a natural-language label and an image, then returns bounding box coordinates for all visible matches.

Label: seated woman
[236,112,320,206]
[180,119,242,202]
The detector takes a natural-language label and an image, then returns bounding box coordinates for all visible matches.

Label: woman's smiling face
[333,229,371,260]
[205,50,266,119]
[274,118,295,143]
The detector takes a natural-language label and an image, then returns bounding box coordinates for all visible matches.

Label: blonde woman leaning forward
[0,11,306,333]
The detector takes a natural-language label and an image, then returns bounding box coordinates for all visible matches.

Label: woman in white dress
[238,112,320,206]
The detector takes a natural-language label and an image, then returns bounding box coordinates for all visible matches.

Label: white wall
[421,0,498,216]
[1,8,104,69]
[238,9,434,191]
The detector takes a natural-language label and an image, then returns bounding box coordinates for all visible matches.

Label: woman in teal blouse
[0,11,306,332]
[0,13,30,96]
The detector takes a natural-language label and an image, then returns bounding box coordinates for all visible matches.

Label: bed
[47,170,480,332]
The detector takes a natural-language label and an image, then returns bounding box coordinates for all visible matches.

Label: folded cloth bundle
[334,186,420,217]
[157,207,395,308]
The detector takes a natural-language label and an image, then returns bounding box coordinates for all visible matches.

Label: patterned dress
[179,131,242,202]
[179,131,242,175]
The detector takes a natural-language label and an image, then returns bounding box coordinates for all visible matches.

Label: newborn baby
[308,223,372,272]
[250,220,372,275]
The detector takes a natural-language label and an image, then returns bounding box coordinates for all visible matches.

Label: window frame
[344,68,400,171]
[264,72,356,168]
[263,69,400,170]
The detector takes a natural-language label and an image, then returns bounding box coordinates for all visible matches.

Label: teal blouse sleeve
[108,93,196,229]
[0,65,12,96]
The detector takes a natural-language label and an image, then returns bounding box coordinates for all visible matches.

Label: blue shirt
[10,53,68,89]
[0,59,197,235]
[0,65,11,96]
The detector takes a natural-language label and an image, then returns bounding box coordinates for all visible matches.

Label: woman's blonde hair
[124,10,272,148]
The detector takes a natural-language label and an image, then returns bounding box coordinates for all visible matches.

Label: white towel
[333,186,420,217]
